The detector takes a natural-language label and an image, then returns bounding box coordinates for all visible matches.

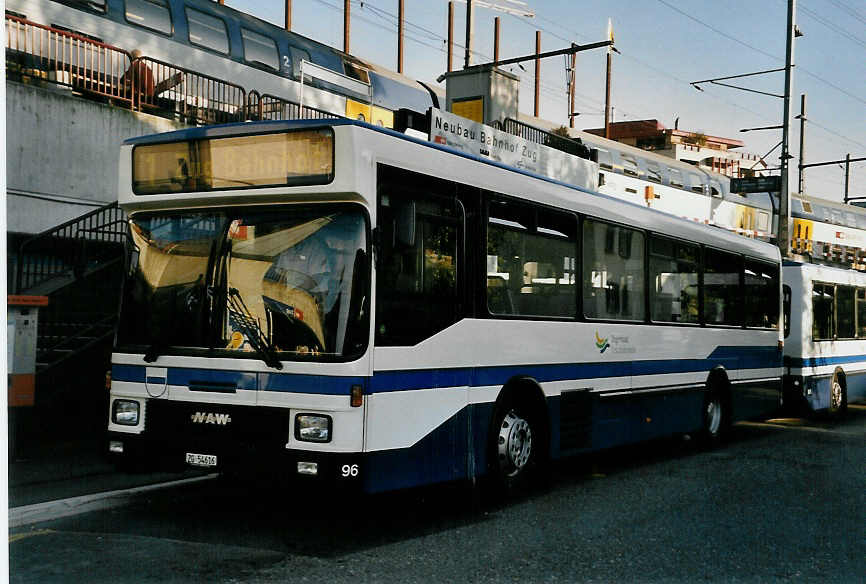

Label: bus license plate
[185,453,217,467]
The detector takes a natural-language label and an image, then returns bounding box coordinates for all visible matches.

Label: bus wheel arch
[486,376,550,492]
[829,368,848,417]
[701,367,732,446]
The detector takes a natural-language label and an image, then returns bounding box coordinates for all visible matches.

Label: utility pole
[284,0,291,31]
[568,48,576,128]
[797,93,806,194]
[844,154,852,203]
[604,19,613,139]
[779,0,796,257]
[344,0,350,54]
[397,0,404,73]
[464,0,473,68]
[494,17,500,64]
[447,2,454,72]
[534,30,541,117]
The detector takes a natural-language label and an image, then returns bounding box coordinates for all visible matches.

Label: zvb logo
[595,331,610,354]
[190,412,232,425]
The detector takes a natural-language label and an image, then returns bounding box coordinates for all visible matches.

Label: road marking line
[8,474,218,529]
[9,529,56,543]
[740,421,864,437]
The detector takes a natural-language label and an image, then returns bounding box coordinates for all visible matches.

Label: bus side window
[812,282,834,340]
[486,199,577,319]
[375,165,462,346]
[703,248,742,326]
[583,219,645,321]
[744,260,780,329]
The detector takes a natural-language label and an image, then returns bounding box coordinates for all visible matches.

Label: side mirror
[396,200,416,247]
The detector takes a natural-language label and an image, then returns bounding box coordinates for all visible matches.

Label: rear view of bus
[108,122,369,486]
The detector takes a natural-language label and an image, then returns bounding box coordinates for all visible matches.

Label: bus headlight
[295,414,332,443]
[112,400,140,425]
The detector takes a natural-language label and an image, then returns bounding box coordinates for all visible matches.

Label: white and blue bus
[783,260,866,415]
[107,116,783,493]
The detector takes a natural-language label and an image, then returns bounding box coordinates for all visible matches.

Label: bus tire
[828,370,847,417]
[487,391,548,495]
[700,379,730,447]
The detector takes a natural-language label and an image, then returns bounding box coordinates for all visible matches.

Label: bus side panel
[362,407,471,494]
[730,377,783,421]
[589,391,702,450]
[847,368,866,404]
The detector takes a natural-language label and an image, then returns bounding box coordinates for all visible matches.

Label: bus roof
[122,118,780,263]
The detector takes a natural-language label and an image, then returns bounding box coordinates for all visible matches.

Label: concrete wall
[6,81,187,234]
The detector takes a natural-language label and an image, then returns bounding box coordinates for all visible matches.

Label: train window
[344,61,370,84]
[689,174,705,194]
[583,219,645,321]
[186,8,228,54]
[703,248,742,326]
[620,154,640,177]
[125,0,172,35]
[50,0,106,14]
[242,28,279,70]
[646,163,662,183]
[757,212,770,232]
[668,168,683,188]
[709,179,723,198]
[596,149,613,170]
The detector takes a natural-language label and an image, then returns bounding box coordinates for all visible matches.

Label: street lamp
[740,125,783,133]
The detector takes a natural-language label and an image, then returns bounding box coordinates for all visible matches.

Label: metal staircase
[12,202,127,401]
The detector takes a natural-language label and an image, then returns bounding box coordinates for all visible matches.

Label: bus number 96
[341,464,359,478]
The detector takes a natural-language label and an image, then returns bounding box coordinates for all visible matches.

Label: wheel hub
[498,410,532,476]
[830,380,843,411]
[706,398,722,435]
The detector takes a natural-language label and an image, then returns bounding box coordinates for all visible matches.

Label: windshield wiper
[227,288,283,370]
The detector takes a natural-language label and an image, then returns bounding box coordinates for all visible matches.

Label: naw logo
[595,331,610,354]
[190,412,232,426]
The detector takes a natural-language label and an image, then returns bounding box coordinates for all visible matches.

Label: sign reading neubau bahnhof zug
[429,108,598,192]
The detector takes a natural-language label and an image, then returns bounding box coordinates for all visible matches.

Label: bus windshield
[116,206,369,362]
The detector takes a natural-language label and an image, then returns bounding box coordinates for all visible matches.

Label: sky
[226,0,865,202]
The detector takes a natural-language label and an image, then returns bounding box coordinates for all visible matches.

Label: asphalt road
[9,406,866,583]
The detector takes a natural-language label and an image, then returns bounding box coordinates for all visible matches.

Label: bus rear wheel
[828,372,847,417]
[700,386,729,446]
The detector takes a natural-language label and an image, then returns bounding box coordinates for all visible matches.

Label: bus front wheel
[488,395,547,494]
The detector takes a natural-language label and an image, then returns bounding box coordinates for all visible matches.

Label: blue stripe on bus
[113,345,779,395]
[785,354,866,368]
[111,365,359,395]
[258,373,365,395]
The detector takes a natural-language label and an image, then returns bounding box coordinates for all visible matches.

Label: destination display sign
[428,108,597,192]
[132,129,334,195]
[730,175,781,193]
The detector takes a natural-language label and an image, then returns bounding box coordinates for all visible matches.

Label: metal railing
[15,202,127,294]
[245,91,341,122]
[5,13,132,105]
[495,118,593,160]
[130,56,246,125]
